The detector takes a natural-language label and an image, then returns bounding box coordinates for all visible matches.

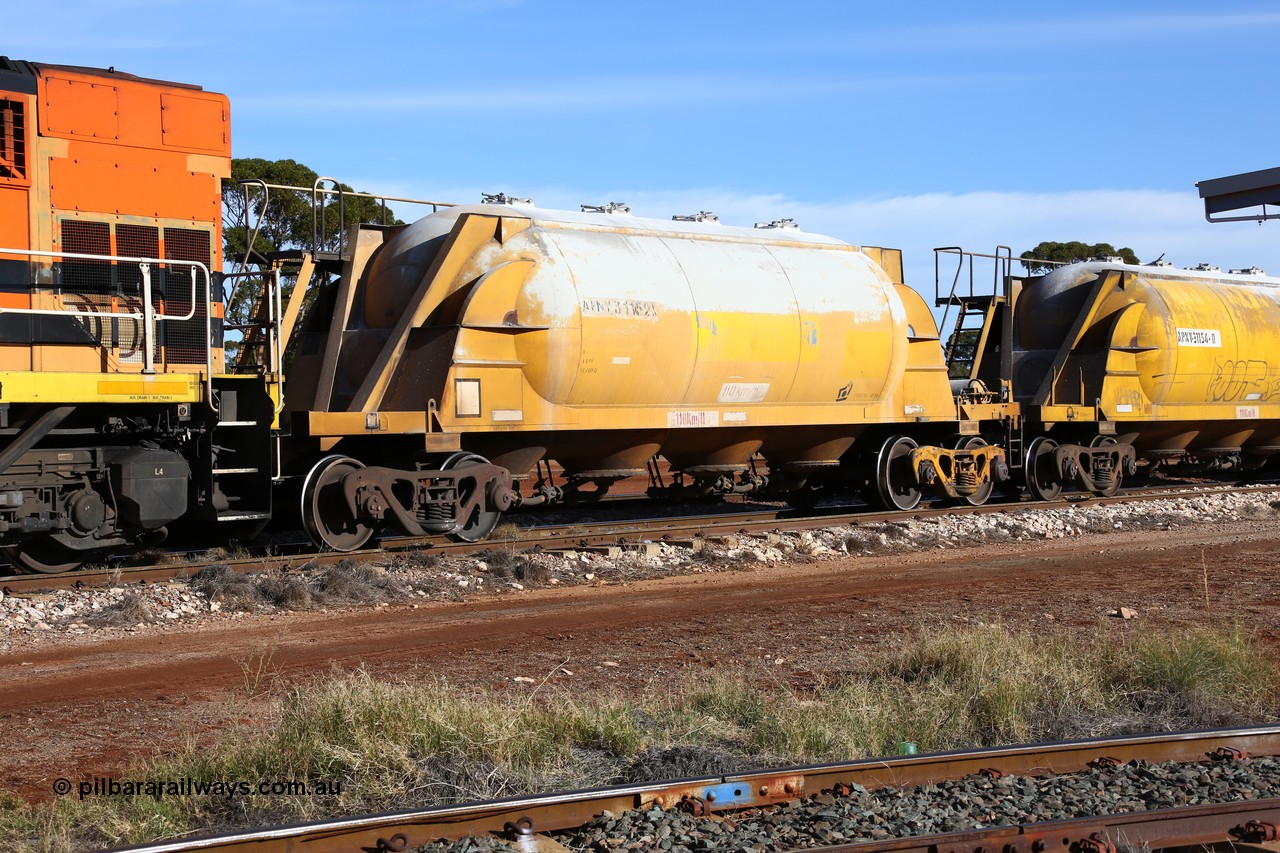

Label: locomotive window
[0,98,26,182]
[455,378,481,418]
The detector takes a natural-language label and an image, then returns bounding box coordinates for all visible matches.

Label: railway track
[3,481,1276,595]
[107,726,1280,853]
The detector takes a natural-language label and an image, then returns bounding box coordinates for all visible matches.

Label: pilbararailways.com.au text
[64,777,344,800]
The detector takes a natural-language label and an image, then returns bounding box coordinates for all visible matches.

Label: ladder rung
[213,467,259,475]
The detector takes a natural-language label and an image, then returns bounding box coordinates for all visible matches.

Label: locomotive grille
[53,220,213,366]
[162,227,211,364]
[116,224,160,364]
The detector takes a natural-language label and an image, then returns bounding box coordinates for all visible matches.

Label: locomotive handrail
[0,246,215,406]
[233,178,270,279]
[308,177,455,255]
[0,247,208,323]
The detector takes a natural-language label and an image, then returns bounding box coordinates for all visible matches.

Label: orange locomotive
[0,59,273,571]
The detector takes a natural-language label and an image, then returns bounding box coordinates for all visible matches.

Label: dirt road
[3,517,1278,803]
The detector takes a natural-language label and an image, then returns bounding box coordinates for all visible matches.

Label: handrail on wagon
[220,267,285,414]
[933,246,1013,360]
[234,179,455,272]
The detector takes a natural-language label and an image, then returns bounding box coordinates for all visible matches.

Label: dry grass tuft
[257,573,314,610]
[188,562,406,612]
[189,564,264,611]
[313,560,403,604]
[477,549,550,586]
[85,591,155,626]
[4,622,1276,851]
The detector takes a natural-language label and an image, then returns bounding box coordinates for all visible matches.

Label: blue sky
[10,1,1280,295]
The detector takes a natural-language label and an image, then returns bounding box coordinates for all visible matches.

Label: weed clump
[190,562,405,612]
[313,560,403,604]
[514,560,549,585]
[616,744,775,784]
[488,522,531,542]
[257,573,314,610]
[477,550,550,586]
[189,564,264,611]
[85,591,155,626]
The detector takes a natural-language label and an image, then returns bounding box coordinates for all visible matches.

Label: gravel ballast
[412,755,1280,852]
[1,489,1276,648]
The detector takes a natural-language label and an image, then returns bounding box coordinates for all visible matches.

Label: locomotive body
[0,58,274,572]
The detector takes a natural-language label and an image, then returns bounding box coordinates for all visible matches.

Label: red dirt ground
[2,517,1277,804]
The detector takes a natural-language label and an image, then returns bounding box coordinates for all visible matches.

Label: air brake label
[1176,328,1221,347]
[1237,405,1260,419]
[668,410,719,428]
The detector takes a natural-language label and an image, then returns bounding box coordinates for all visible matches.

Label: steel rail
[3,482,1277,594]
[808,797,1280,853]
[103,726,1280,853]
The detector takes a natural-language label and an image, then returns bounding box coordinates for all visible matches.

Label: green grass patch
[6,622,1277,850]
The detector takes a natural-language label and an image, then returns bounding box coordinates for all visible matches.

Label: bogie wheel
[1024,437,1062,502]
[442,452,503,543]
[300,455,375,551]
[875,435,922,511]
[2,537,109,574]
[953,436,994,506]
[1089,435,1124,497]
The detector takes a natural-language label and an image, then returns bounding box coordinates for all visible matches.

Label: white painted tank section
[364,203,913,409]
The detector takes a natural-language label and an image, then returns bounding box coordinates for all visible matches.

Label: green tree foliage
[220,158,403,363]
[947,328,982,379]
[222,158,401,265]
[1020,241,1140,274]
